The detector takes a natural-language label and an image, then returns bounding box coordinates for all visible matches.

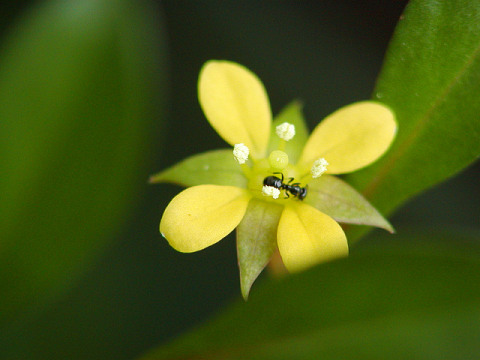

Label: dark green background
[1,1,478,359]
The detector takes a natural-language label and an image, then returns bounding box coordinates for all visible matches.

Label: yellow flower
[152,60,396,297]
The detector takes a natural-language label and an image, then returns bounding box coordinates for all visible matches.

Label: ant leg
[273,172,285,182]
[287,177,294,185]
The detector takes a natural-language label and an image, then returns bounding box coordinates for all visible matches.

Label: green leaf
[236,198,283,300]
[150,149,247,188]
[304,175,393,232]
[268,101,309,164]
[141,230,480,360]
[0,0,164,328]
[346,0,480,222]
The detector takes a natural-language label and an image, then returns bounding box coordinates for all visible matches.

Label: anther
[262,185,281,199]
[311,158,329,178]
[233,143,249,164]
[276,122,295,141]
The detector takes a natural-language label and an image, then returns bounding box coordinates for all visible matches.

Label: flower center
[231,121,328,202]
[245,158,304,202]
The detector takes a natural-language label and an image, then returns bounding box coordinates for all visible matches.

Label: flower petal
[298,101,396,174]
[160,185,251,253]
[198,60,271,159]
[277,203,348,273]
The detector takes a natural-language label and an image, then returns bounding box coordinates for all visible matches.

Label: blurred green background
[0,1,478,359]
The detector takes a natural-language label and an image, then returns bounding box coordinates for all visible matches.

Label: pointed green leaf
[150,149,247,188]
[346,0,480,227]
[236,198,283,300]
[268,101,309,164]
[141,230,480,360]
[304,175,393,232]
[0,0,164,328]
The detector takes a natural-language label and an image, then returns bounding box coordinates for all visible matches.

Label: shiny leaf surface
[346,0,480,225]
[141,230,480,360]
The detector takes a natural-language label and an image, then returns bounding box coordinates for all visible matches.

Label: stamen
[311,158,329,178]
[276,122,295,141]
[233,143,249,164]
[262,185,280,199]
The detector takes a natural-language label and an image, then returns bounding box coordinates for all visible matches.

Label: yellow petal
[277,203,348,273]
[298,101,396,174]
[198,60,271,159]
[160,185,251,253]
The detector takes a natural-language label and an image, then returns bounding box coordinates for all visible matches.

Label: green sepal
[267,101,309,164]
[236,198,283,300]
[150,149,247,188]
[304,175,394,233]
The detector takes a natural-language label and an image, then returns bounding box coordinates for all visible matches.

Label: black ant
[263,172,307,200]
